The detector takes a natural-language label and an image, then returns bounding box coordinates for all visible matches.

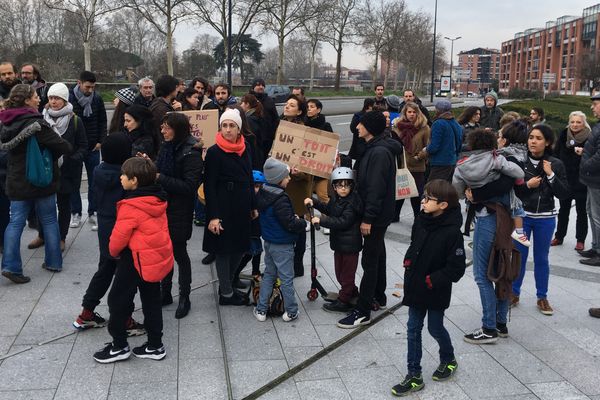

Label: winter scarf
[396,121,419,153]
[216,132,246,156]
[43,103,73,136]
[155,141,176,177]
[73,85,93,117]
[566,126,591,148]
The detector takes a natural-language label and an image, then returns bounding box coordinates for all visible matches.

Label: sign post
[440,75,451,93]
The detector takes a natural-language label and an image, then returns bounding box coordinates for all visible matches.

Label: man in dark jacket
[134,77,155,108]
[479,90,504,131]
[337,111,402,329]
[149,75,182,130]
[0,62,21,100]
[212,83,237,117]
[68,71,106,231]
[581,94,600,274]
[397,89,432,126]
[250,78,279,155]
[373,83,387,110]
[20,63,49,111]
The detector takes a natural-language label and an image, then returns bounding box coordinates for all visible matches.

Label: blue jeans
[588,187,600,251]
[258,241,298,315]
[473,213,509,329]
[2,194,62,273]
[407,307,454,375]
[513,216,555,299]
[70,149,99,215]
[194,199,205,222]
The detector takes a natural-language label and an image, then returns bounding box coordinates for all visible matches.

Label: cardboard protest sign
[179,109,219,148]
[271,120,340,179]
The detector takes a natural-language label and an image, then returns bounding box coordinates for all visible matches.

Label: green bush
[508,87,543,99]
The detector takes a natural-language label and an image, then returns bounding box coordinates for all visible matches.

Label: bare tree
[321,0,356,91]
[189,34,221,55]
[260,0,318,84]
[125,0,190,75]
[44,0,122,70]
[576,49,600,94]
[301,0,329,90]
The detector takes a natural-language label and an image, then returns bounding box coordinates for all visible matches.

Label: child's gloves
[425,275,433,290]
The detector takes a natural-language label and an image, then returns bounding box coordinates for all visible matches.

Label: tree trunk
[277,33,285,85]
[335,44,342,91]
[393,57,400,90]
[371,50,379,88]
[166,27,174,75]
[83,40,91,71]
[383,58,390,88]
[309,42,317,91]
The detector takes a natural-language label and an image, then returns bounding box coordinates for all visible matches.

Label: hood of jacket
[0,114,44,151]
[94,162,123,193]
[366,133,403,156]
[256,184,285,211]
[418,205,462,232]
[0,107,39,125]
[123,183,168,218]
[456,150,502,183]
[435,111,454,121]
[497,143,527,163]
[305,114,327,130]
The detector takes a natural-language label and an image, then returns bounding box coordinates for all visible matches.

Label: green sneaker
[391,374,424,396]
[432,358,458,381]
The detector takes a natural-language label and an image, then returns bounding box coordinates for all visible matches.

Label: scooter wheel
[307,289,318,301]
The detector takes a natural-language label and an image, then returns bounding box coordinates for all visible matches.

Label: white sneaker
[88,213,98,231]
[69,214,81,228]
[282,311,298,322]
[253,307,266,322]
[511,230,531,247]
[323,227,330,235]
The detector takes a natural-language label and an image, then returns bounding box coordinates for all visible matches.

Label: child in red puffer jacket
[93,157,173,364]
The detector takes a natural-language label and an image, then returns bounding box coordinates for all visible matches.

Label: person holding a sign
[337,110,402,329]
[202,108,255,305]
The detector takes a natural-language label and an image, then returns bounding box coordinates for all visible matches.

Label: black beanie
[102,132,132,165]
[251,77,266,88]
[360,111,387,136]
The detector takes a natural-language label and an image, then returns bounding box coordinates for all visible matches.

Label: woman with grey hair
[551,110,591,251]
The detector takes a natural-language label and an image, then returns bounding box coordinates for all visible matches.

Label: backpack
[26,135,53,187]
[251,275,285,316]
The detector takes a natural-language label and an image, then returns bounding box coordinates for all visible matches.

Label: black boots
[175,295,191,319]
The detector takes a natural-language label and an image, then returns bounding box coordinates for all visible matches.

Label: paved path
[1,197,599,399]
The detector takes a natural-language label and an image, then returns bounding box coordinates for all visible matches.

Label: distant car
[467,91,477,98]
[265,85,291,103]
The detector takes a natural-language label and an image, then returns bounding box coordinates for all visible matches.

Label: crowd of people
[0,65,599,395]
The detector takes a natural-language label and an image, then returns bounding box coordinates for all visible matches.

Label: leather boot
[175,295,190,319]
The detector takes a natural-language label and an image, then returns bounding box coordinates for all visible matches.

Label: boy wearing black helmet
[304,167,363,313]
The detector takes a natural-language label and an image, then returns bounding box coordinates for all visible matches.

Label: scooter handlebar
[306,204,320,231]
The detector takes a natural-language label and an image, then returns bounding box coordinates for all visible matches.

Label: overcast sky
[174,0,598,70]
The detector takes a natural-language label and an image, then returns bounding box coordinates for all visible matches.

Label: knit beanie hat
[263,157,290,185]
[359,111,387,136]
[251,78,266,88]
[484,90,498,103]
[115,87,137,106]
[386,94,401,110]
[220,108,242,129]
[47,83,69,102]
[435,99,452,113]
[102,132,132,165]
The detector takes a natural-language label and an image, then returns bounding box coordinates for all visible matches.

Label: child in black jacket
[304,167,363,313]
[392,179,466,397]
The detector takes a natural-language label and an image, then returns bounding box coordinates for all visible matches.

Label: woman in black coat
[202,108,255,306]
[124,105,161,160]
[551,111,590,251]
[29,83,88,251]
[156,113,203,319]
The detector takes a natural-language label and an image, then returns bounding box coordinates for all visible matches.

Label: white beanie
[47,83,70,102]
[220,108,242,129]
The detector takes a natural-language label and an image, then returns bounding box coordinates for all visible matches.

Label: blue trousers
[406,307,454,375]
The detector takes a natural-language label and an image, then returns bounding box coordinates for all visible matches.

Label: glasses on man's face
[423,195,440,203]
[333,182,352,189]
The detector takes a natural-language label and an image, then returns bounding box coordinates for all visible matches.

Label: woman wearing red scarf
[202,108,256,305]
[391,102,430,222]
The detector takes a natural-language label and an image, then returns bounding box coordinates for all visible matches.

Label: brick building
[456,48,500,93]
[499,4,600,95]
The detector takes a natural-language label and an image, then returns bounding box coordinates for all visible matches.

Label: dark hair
[4,84,35,108]
[307,99,323,111]
[468,128,496,151]
[121,157,157,187]
[79,70,97,83]
[292,86,305,95]
[179,87,199,110]
[161,112,191,143]
[374,83,384,90]
[501,119,529,146]
[424,179,459,209]
[189,77,208,91]
[240,94,263,117]
[109,100,128,133]
[285,94,307,119]
[125,105,156,134]
[214,83,231,96]
[0,62,15,73]
[530,124,555,151]
[155,74,179,98]
[403,89,415,96]
[362,98,375,112]
[457,106,480,125]
[20,63,42,80]
[230,104,257,146]
[531,107,544,120]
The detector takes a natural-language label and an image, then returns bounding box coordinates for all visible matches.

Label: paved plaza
[1,199,600,400]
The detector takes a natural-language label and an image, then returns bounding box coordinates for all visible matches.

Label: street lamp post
[444,36,461,96]
[430,0,438,103]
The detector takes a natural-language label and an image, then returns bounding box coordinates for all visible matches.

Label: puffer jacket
[256,184,306,244]
[356,133,403,227]
[0,110,72,200]
[580,123,600,189]
[129,127,159,160]
[94,162,124,259]
[313,191,363,253]
[402,206,466,310]
[68,88,107,150]
[515,153,570,215]
[426,112,462,166]
[109,184,173,282]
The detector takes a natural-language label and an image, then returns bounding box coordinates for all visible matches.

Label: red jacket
[109,194,173,282]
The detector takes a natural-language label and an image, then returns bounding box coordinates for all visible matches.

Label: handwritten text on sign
[271,120,340,179]
[178,109,219,148]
